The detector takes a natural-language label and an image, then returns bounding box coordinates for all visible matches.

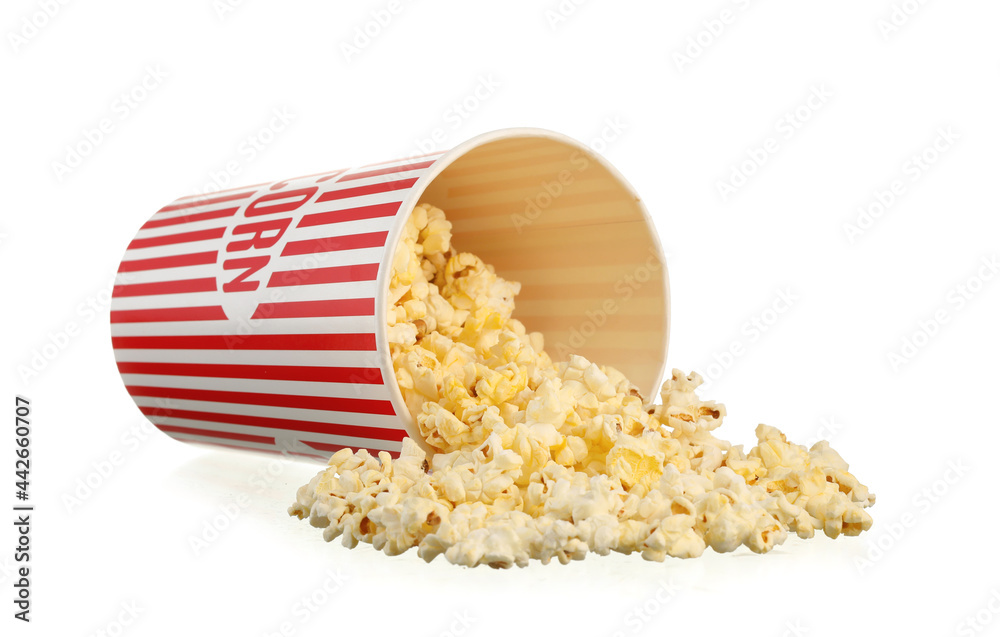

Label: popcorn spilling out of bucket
[112,128,874,568]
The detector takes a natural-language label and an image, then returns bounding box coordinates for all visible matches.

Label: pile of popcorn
[289,203,875,568]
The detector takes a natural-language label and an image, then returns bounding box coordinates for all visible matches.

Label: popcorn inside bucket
[289,203,875,568]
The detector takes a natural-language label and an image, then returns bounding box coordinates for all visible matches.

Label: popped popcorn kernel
[290,203,876,567]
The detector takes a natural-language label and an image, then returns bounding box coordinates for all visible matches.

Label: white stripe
[167,186,265,204]
[131,214,238,238]
[116,252,218,275]
[147,205,246,226]
[323,165,433,191]
[115,347,382,366]
[132,396,401,429]
[131,218,234,238]
[347,153,444,174]
[131,201,399,244]
[110,314,379,336]
[111,289,229,311]
[119,372,389,399]
[161,433,322,457]
[152,415,403,450]
[110,280,379,311]
[150,168,416,226]
[122,237,225,260]
[120,217,392,263]
[114,245,384,287]
[264,279,380,303]
[295,214,398,237]
[257,245,384,272]
[306,187,416,211]
[303,434,402,453]
[165,431,401,455]
[115,263,217,286]
[140,200,245,226]
[304,186,410,211]
[284,210,398,240]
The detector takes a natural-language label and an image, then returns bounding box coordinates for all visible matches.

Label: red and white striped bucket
[111,128,670,461]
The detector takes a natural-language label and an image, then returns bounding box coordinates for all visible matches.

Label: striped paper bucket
[111,128,670,461]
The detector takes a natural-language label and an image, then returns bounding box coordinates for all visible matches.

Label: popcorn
[290,202,876,567]
[605,432,671,492]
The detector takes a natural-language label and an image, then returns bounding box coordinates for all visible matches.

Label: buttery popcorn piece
[290,203,875,567]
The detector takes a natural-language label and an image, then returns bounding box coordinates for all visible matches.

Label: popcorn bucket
[111,128,670,461]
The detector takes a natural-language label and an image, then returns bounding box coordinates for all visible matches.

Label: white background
[2,1,999,635]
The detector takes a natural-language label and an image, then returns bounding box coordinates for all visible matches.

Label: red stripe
[117,251,217,273]
[339,160,435,182]
[158,190,254,212]
[140,406,406,442]
[128,227,226,250]
[251,298,374,319]
[110,306,228,323]
[267,263,379,288]
[126,385,395,415]
[113,277,217,298]
[141,207,239,230]
[297,201,402,229]
[305,440,400,458]
[157,424,275,445]
[281,231,387,257]
[117,361,383,384]
[316,178,417,203]
[111,333,376,351]
[171,183,268,202]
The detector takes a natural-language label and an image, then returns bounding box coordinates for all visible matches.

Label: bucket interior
[414,132,669,400]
